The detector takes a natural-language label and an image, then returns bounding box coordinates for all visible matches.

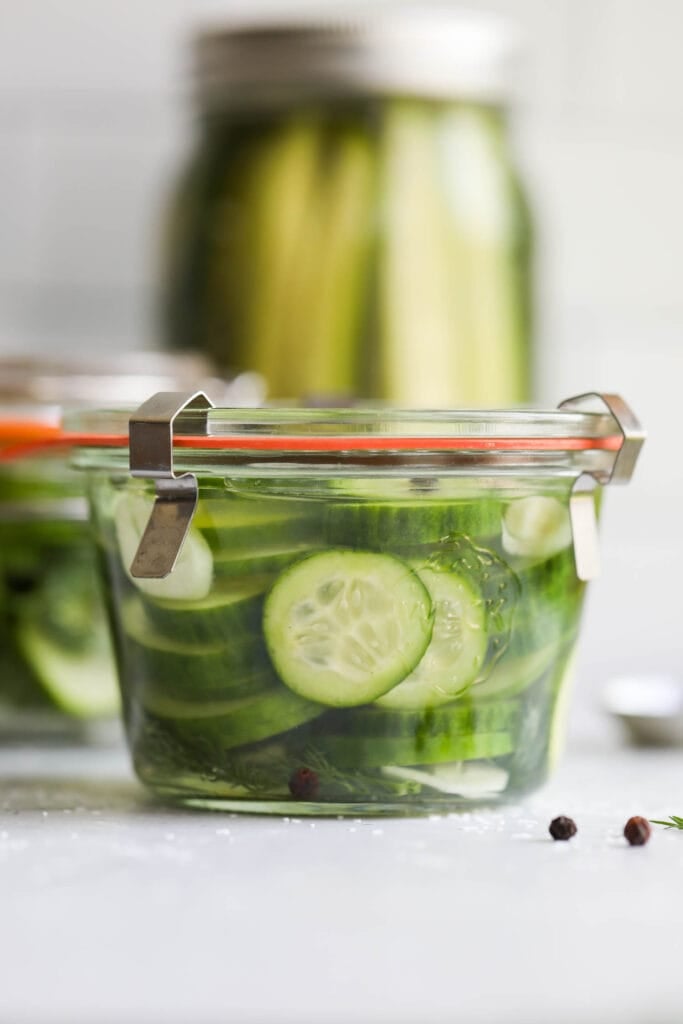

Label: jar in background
[161,9,532,406]
[71,392,643,813]
[0,353,262,737]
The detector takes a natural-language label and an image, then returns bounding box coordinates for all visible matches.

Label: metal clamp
[558,392,645,485]
[558,393,645,581]
[128,391,214,579]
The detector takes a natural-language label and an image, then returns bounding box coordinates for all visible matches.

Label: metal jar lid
[194,8,521,110]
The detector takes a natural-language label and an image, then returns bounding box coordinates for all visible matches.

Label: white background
[0,0,679,696]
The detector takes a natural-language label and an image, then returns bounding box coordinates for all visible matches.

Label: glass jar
[70,391,643,812]
[161,9,532,406]
[0,354,262,737]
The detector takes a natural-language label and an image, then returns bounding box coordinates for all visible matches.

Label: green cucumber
[423,533,520,668]
[142,578,269,646]
[469,642,561,701]
[15,619,119,718]
[122,599,272,700]
[213,543,321,580]
[316,698,517,740]
[140,674,275,719]
[312,728,514,768]
[308,698,517,767]
[325,499,503,550]
[114,492,213,601]
[376,566,487,709]
[156,687,322,751]
[263,549,433,706]
[194,499,321,550]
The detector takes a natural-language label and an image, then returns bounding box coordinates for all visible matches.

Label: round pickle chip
[376,566,487,710]
[263,550,434,707]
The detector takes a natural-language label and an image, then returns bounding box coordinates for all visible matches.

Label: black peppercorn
[549,815,577,841]
[288,766,320,800]
[624,816,651,846]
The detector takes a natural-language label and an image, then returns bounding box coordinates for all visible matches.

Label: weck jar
[69,390,643,812]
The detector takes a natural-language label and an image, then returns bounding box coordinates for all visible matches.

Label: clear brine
[91,474,585,812]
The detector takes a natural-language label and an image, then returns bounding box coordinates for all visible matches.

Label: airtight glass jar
[71,392,643,813]
[161,9,532,406]
[0,355,262,737]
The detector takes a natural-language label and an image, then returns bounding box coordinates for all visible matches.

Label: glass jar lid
[49,390,641,479]
[194,8,520,109]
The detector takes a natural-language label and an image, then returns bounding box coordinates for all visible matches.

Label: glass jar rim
[2,396,644,485]
[61,401,624,476]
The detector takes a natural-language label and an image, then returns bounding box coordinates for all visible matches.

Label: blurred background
[0,0,679,708]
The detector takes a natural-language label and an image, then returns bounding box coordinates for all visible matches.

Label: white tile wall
[0,0,680,690]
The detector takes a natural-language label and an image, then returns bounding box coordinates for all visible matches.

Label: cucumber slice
[308,698,516,767]
[325,499,502,550]
[15,619,119,718]
[140,674,275,719]
[502,496,572,560]
[114,492,213,601]
[142,578,269,646]
[156,688,322,751]
[213,543,321,580]
[194,499,320,550]
[312,730,514,768]
[306,697,516,768]
[469,642,559,701]
[425,533,519,668]
[122,599,272,701]
[376,566,487,709]
[263,550,433,707]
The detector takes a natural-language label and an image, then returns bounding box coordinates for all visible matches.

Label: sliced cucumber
[140,674,275,719]
[114,492,213,601]
[325,499,502,550]
[308,698,517,766]
[213,543,321,580]
[502,496,572,560]
[15,619,119,718]
[316,698,517,740]
[142,578,269,646]
[122,599,272,701]
[469,642,560,701]
[312,730,514,768]
[425,533,519,667]
[376,566,487,709]
[156,688,322,751]
[194,499,320,550]
[263,550,433,707]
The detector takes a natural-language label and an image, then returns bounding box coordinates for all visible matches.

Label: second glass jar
[161,11,532,406]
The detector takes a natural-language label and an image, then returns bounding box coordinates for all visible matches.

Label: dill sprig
[650,815,683,830]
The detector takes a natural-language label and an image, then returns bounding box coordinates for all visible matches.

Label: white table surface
[0,711,681,1024]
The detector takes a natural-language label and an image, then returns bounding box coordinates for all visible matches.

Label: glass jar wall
[72,398,643,812]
